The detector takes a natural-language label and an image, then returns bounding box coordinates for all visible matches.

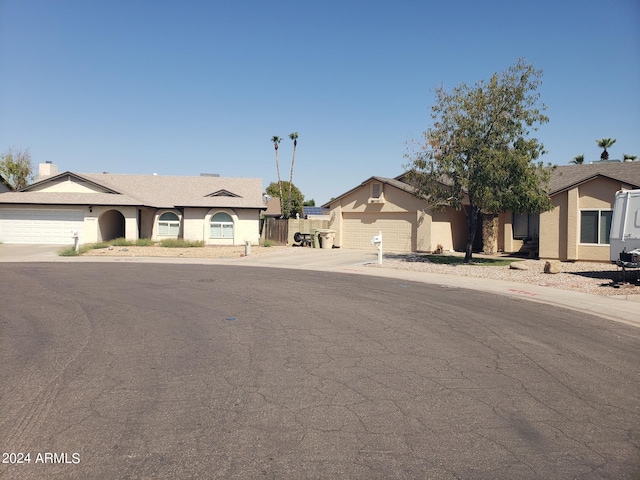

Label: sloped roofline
[549,171,640,195]
[20,171,122,194]
[322,175,413,208]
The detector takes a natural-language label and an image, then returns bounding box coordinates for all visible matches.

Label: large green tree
[0,147,34,189]
[404,59,553,262]
[266,181,304,218]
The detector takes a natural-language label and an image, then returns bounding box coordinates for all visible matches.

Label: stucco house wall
[180,207,260,245]
[539,175,638,262]
[0,169,265,246]
[325,177,468,253]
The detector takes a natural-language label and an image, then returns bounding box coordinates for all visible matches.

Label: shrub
[57,244,92,256]
[109,237,134,246]
[158,238,204,248]
[260,239,274,247]
[57,246,79,256]
[134,238,155,246]
[89,242,109,249]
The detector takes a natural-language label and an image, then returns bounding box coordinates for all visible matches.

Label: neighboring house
[303,206,330,220]
[525,162,640,262]
[0,166,265,245]
[323,175,468,253]
[324,162,640,261]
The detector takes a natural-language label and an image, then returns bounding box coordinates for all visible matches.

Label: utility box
[318,229,336,249]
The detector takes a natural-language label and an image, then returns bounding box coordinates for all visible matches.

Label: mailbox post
[370,230,382,265]
[72,230,79,252]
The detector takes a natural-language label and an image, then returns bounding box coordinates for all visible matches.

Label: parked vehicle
[610,189,640,265]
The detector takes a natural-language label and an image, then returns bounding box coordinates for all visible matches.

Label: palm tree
[596,138,616,160]
[570,154,585,165]
[271,136,284,216]
[287,132,299,218]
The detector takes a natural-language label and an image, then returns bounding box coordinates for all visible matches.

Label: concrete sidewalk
[2,244,639,328]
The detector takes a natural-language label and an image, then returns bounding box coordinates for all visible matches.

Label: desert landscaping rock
[509,262,529,270]
[544,260,562,274]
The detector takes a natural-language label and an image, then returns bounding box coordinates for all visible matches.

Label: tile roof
[0,172,266,209]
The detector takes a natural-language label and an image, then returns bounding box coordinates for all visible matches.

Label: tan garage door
[342,212,414,252]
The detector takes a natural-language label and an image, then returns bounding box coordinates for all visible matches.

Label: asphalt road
[1,263,639,479]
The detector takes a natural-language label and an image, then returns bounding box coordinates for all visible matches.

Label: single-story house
[0,164,266,245]
[323,162,640,262]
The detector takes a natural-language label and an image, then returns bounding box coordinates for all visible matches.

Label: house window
[372,183,382,198]
[580,210,612,244]
[210,212,234,238]
[513,213,539,239]
[158,212,180,236]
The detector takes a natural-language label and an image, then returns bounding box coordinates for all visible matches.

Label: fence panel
[263,218,289,245]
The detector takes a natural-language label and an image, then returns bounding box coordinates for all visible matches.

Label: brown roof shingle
[0,172,265,209]
[549,162,640,194]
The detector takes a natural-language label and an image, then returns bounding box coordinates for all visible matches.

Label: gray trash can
[318,229,336,249]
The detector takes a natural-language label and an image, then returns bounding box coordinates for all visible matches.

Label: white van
[610,189,640,264]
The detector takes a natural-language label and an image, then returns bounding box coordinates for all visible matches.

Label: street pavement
[1,261,639,479]
[2,244,639,329]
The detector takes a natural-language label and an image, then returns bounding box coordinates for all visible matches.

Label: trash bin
[311,229,320,248]
[318,229,336,249]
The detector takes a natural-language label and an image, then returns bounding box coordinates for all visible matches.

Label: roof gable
[22,172,121,194]
[549,163,640,195]
[206,189,241,198]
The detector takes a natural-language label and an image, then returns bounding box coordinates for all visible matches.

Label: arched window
[158,212,180,236]
[210,212,234,239]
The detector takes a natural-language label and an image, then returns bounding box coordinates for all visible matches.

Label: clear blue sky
[1,0,639,205]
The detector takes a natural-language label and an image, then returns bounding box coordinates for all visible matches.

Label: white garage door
[0,208,84,244]
[342,213,414,252]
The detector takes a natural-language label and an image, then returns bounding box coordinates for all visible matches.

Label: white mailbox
[371,231,382,265]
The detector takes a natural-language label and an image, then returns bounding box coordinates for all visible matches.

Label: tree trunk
[464,205,480,263]
[287,140,297,217]
[482,213,499,255]
[275,148,284,217]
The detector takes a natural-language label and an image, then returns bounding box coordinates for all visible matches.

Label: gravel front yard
[370,255,640,297]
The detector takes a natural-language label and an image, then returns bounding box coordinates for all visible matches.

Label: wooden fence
[262,218,330,245]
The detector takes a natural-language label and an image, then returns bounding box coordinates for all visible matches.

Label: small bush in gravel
[134,238,155,246]
[89,242,109,249]
[158,238,204,248]
[58,245,92,256]
[109,237,134,246]
[261,239,274,247]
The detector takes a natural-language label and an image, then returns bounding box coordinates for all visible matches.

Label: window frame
[209,212,234,239]
[512,213,539,240]
[158,211,180,236]
[579,209,613,245]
